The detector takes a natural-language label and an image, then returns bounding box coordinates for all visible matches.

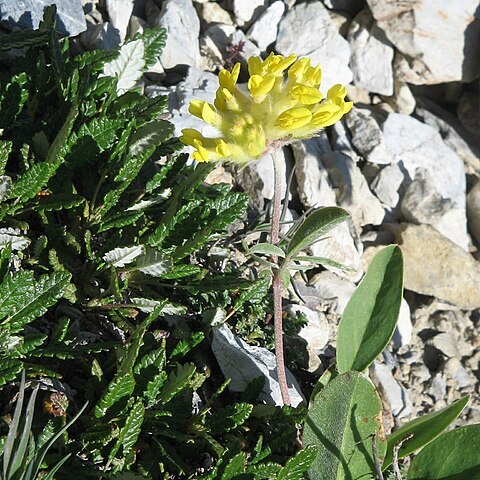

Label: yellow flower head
[181,54,353,164]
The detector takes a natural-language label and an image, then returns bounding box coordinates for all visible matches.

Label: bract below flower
[180,53,353,165]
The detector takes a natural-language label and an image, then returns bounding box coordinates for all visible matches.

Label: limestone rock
[106,0,134,44]
[367,0,480,84]
[401,168,470,250]
[348,10,394,95]
[212,324,305,407]
[0,0,86,36]
[396,224,480,309]
[309,271,356,315]
[247,1,285,51]
[155,0,201,69]
[370,163,407,212]
[291,137,336,209]
[276,1,352,91]
[345,108,394,165]
[321,151,385,227]
[231,0,268,27]
[200,2,232,26]
[467,181,480,244]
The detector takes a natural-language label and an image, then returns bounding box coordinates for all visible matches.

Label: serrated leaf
[0,228,30,251]
[0,176,12,201]
[286,207,349,257]
[408,425,480,479]
[78,117,123,151]
[129,120,173,157]
[384,395,469,469]
[337,245,404,374]
[207,403,253,435]
[0,359,22,386]
[0,271,71,333]
[290,255,354,271]
[95,373,135,418]
[110,400,145,460]
[35,193,84,212]
[170,332,205,360]
[229,278,269,318]
[158,264,202,280]
[144,371,168,407]
[277,445,318,479]
[98,211,143,233]
[103,245,145,267]
[222,452,246,480]
[135,248,171,277]
[303,372,386,480]
[248,243,286,258]
[245,462,281,477]
[136,28,166,69]
[0,243,11,283]
[10,163,56,202]
[134,345,166,374]
[0,140,12,174]
[102,39,145,94]
[159,363,196,404]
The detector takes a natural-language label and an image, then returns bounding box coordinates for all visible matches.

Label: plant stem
[271,149,291,406]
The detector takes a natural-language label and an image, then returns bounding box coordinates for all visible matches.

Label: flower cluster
[180,53,353,164]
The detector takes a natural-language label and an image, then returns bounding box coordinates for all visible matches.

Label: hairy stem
[271,149,291,406]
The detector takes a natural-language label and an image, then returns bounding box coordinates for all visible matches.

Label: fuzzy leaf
[102,39,145,94]
[408,425,480,479]
[0,228,30,251]
[129,120,174,157]
[0,176,12,201]
[384,395,469,469]
[286,207,349,257]
[337,245,404,374]
[247,243,285,258]
[103,245,145,267]
[135,248,171,277]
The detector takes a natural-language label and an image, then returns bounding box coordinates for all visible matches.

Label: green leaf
[336,245,403,374]
[207,403,253,434]
[159,363,196,404]
[103,245,144,267]
[136,28,167,69]
[277,445,318,479]
[129,120,173,157]
[248,243,286,258]
[98,211,143,232]
[10,163,56,202]
[77,117,123,151]
[0,271,71,333]
[0,29,49,51]
[35,193,84,211]
[0,359,22,387]
[303,371,386,480]
[94,373,135,418]
[229,278,269,318]
[134,247,171,277]
[408,425,480,480]
[102,39,145,94]
[286,207,349,257]
[0,176,12,201]
[290,255,354,272]
[222,452,246,480]
[0,243,12,283]
[384,395,469,469]
[110,400,145,460]
[0,140,12,174]
[169,332,205,360]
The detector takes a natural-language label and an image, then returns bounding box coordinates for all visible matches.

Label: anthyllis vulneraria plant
[181,53,353,406]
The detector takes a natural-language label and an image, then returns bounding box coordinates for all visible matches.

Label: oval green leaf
[303,371,386,480]
[337,245,403,374]
[384,395,469,469]
[248,243,286,258]
[286,207,349,258]
[408,425,480,479]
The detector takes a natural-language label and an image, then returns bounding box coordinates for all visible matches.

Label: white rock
[291,137,337,209]
[348,10,394,95]
[247,1,285,51]
[382,114,466,210]
[229,29,262,62]
[309,271,356,315]
[285,304,329,354]
[401,168,470,250]
[371,362,411,418]
[384,79,416,115]
[200,23,236,70]
[467,182,480,244]
[212,324,305,407]
[276,1,352,91]
[392,299,412,349]
[155,0,201,69]
[309,221,364,283]
[201,1,232,25]
[321,152,385,227]
[235,149,290,210]
[106,0,134,44]
[370,163,406,211]
[345,108,394,165]
[232,0,268,26]
[80,22,121,50]
[367,0,480,84]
